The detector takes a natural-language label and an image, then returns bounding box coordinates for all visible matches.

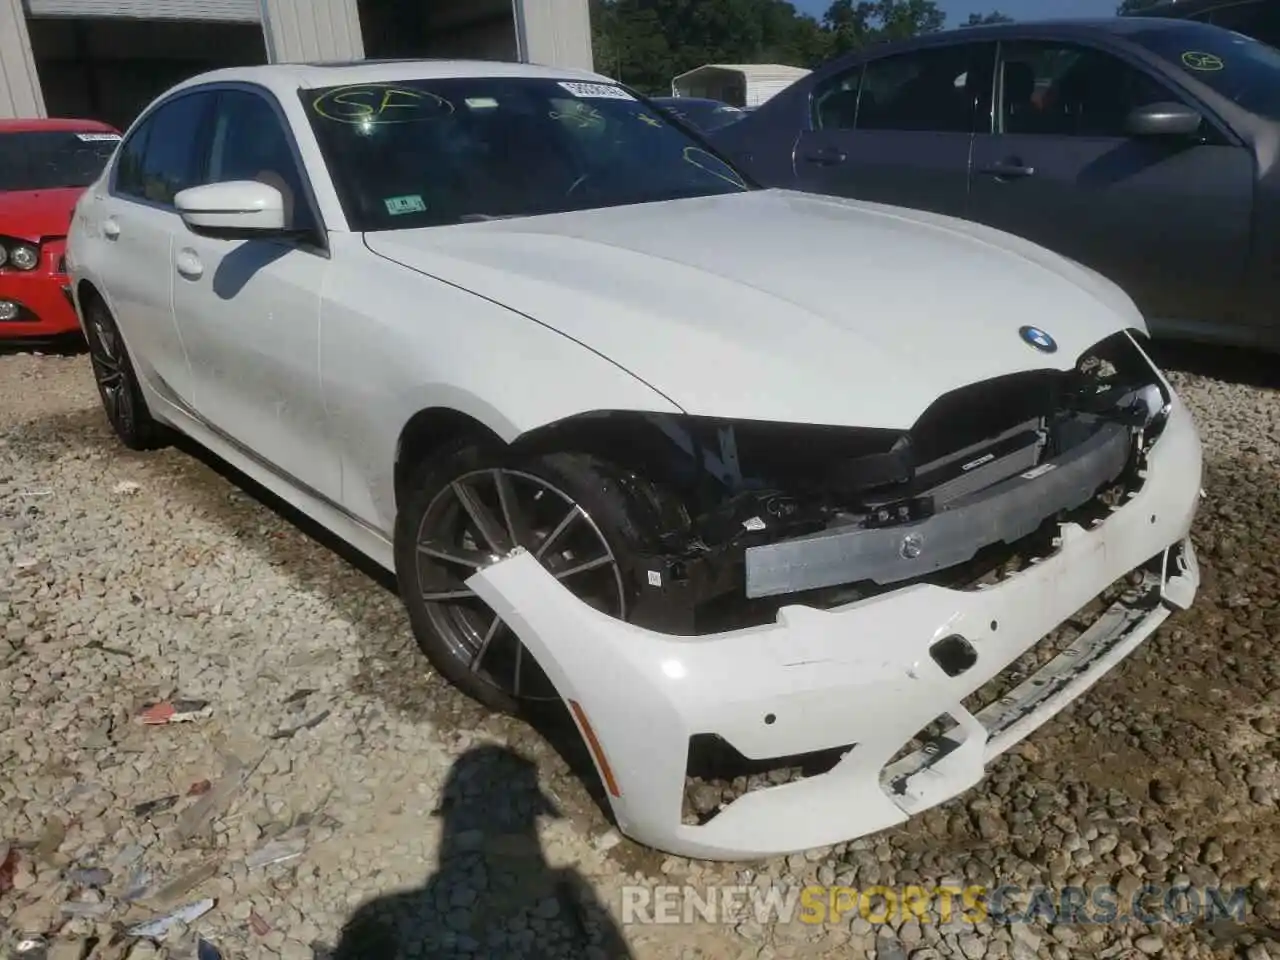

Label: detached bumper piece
[464,389,1202,860]
[883,537,1197,815]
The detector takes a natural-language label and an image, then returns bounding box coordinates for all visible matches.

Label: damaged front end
[479,328,1201,858]
[522,330,1174,635]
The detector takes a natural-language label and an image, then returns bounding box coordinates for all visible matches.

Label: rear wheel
[83,297,165,451]
[394,443,654,714]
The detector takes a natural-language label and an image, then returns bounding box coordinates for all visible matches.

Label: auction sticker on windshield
[557,81,635,100]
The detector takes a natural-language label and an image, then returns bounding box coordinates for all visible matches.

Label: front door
[793,41,996,220]
[967,38,1254,329]
[95,90,215,404]
[170,86,339,502]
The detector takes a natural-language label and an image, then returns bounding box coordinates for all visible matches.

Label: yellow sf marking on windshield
[312,85,454,124]
[549,104,604,129]
[1181,51,1224,71]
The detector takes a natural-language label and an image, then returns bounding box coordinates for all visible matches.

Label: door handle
[175,249,203,280]
[102,218,120,240]
[979,162,1036,179]
[803,147,848,166]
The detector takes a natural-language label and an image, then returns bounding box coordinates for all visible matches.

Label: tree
[964,10,1013,25]
[873,0,946,41]
[1116,0,1162,12]
[821,0,946,55]
[588,0,947,94]
[822,0,878,56]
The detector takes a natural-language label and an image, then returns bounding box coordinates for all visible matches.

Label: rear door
[966,37,1254,328]
[792,41,996,219]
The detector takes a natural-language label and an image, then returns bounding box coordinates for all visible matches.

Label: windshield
[1127,21,1280,120]
[653,99,747,133]
[0,130,120,192]
[301,77,752,231]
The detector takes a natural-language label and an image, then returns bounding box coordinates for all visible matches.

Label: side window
[998,41,1176,138]
[812,65,864,131]
[853,43,994,133]
[113,120,152,199]
[131,94,211,205]
[203,89,315,231]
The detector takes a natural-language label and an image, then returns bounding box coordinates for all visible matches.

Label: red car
[0,118,121,341]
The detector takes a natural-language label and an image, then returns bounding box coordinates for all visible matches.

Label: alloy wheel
[413,468,626,702]
[88,312,135,437]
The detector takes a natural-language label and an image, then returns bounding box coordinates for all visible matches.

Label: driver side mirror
[174,180,287,238]
[1124,101,1203,138]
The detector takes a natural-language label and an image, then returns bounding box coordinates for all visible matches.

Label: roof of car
[807,14,1222,67]
[162,59,612,99]
[651,96,739,107]
[1125,0,1226,15]
[933,15,1215,38]
[0,117,118,134]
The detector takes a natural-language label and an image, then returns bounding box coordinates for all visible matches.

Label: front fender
[318,235,684,533]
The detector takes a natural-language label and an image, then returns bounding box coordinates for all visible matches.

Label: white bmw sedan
[67,60,1203,860]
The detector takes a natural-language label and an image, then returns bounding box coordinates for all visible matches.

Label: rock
[1148,780,1177,806]
[49,940,89,960]
[1135,934,1165,954]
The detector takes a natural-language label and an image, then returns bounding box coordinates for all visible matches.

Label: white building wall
[514,0,593,72]
[259,0,364,63]
[1,0,595,120]
[0,0,45,118]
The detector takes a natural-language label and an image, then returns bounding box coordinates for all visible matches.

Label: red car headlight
[0,237,40,271]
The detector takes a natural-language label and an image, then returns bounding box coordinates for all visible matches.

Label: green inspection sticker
[384,194,427,215]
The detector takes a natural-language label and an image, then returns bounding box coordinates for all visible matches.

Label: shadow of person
[330,744,635,960]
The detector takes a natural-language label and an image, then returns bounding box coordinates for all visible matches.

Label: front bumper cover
[466,397,1203,861]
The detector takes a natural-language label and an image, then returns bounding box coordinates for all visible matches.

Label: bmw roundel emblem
[1018,325,1058,354]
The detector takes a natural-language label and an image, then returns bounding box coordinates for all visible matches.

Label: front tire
[82,297,165,451]
[394,443,656,715]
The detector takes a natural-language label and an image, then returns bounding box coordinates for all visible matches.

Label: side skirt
[141,381,397,575]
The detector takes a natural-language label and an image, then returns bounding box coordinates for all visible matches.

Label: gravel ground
[2,344,1279,960]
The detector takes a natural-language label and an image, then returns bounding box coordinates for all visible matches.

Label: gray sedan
[709,18,1280,351]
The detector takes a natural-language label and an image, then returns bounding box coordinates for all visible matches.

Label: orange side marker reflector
[568,699,622,798]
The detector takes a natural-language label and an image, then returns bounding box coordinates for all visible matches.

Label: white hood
[364,189,1146,430]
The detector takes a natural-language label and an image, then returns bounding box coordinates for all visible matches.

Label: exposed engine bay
[517,331,1172,635]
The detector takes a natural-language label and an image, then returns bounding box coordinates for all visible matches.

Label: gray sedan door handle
[803,147,848,166]
[175,249,203,280]
[979,162,1036,179]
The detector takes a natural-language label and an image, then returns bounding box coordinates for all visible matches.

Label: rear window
[0,130,121,192]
